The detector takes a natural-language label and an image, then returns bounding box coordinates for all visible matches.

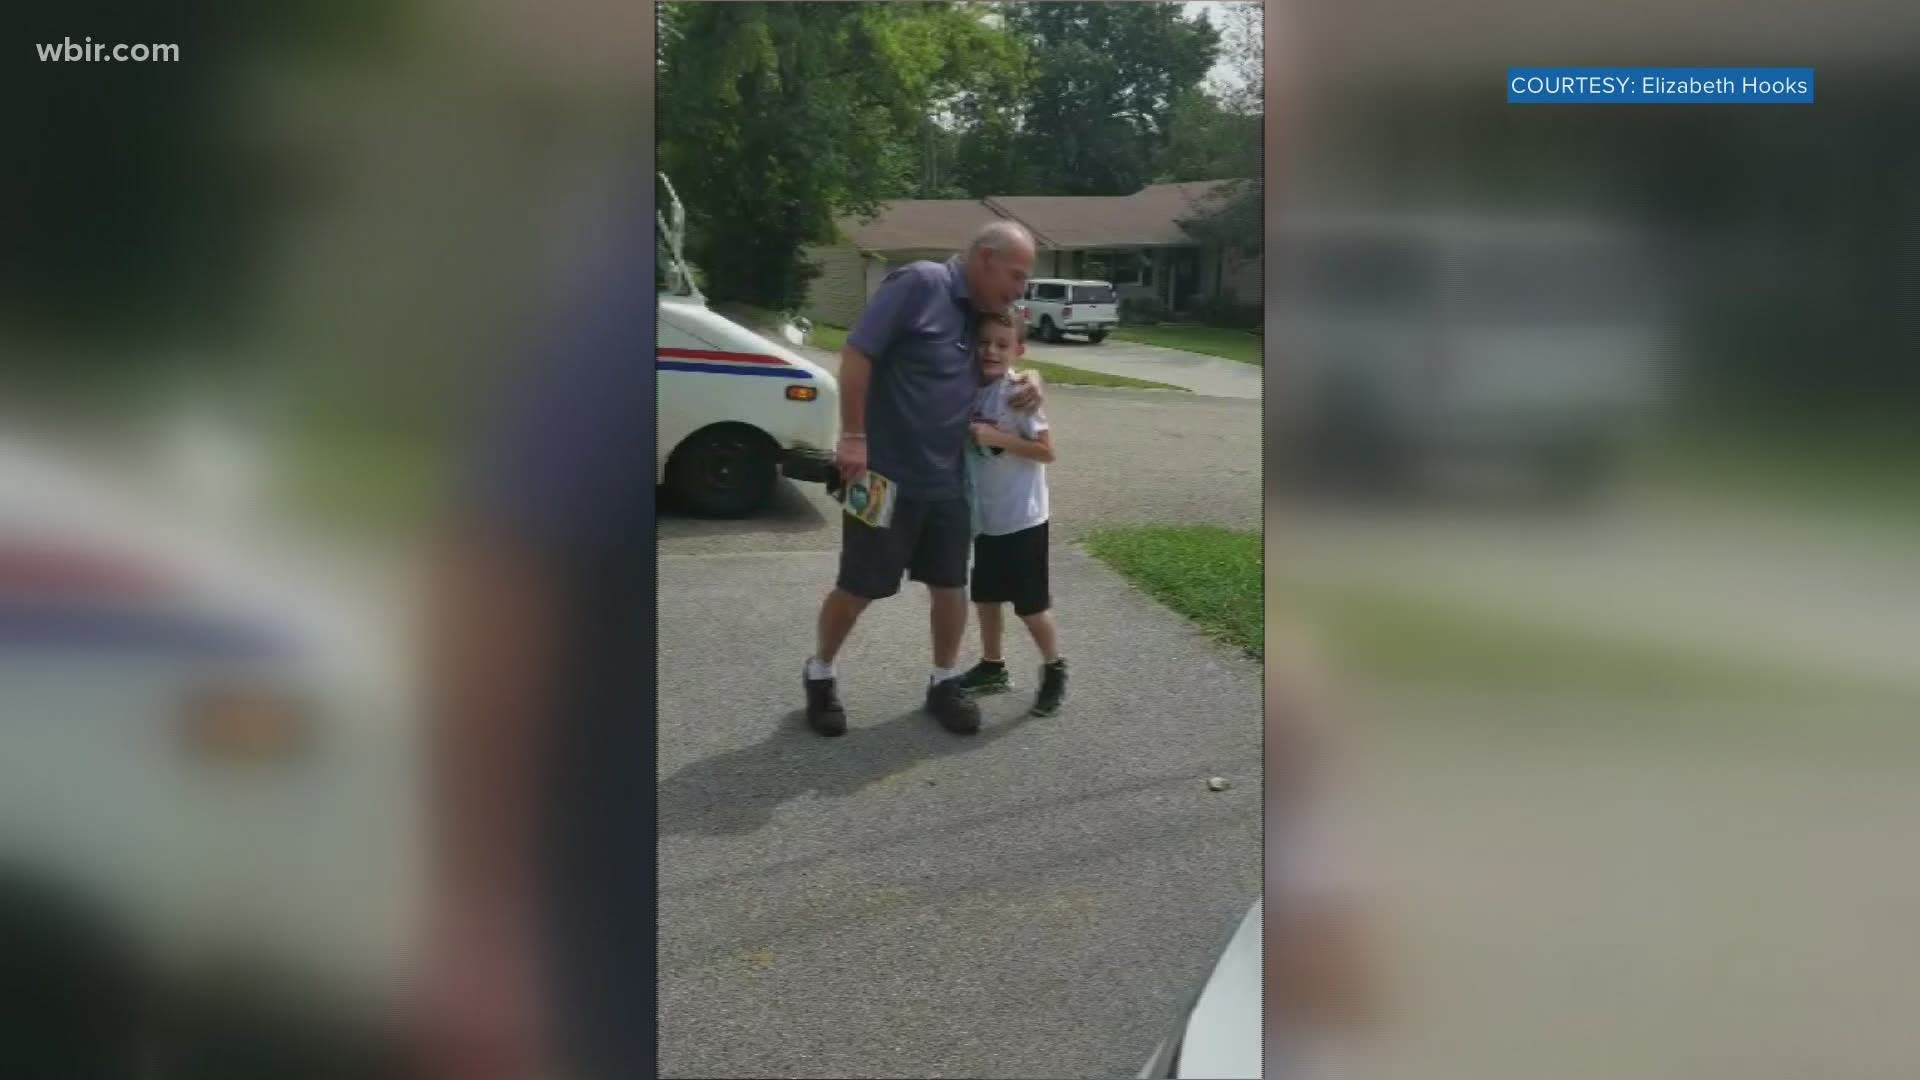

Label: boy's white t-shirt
[968,376,1049,537]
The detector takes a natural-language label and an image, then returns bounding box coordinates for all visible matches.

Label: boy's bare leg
[814,588,870,665]
[1021,610,1061,664]
[976,602,1006,662]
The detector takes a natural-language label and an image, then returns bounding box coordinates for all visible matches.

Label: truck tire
[0,871,148,1077]
[667,424,779,518]
[1040,316,1064,343]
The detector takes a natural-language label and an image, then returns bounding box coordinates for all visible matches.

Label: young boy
[958,308,1068,716]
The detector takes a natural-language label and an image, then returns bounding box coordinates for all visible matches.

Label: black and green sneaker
[958,659,1013,696]
[1030,659,1068,717]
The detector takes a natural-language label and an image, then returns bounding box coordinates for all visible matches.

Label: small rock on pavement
[1207,776,1231,792]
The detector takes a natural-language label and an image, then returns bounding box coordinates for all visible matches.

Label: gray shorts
[836,496,970,599]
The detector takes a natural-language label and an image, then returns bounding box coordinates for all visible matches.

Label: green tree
[657,1,1023,309]
[1157,89,1260,183]
[1203,0,1263,117]
[1164,2,1262,256]
[951,90,1031,196]
[999,2,1219,195]
[3,0,406,365]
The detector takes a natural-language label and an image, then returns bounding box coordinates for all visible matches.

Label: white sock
[930,666,961,686]
[806,656,835,680]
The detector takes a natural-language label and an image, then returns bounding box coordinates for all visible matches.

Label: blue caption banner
[1507,67,1815,104]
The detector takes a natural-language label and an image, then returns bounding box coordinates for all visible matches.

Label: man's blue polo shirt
[846,255,979,500]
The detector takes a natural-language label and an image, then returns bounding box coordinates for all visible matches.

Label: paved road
[657,383,1262,1077]
[1022,337,1262,400]
[798,335,1260,400]
[657,546,1261,1078]
[661,384,1260,555]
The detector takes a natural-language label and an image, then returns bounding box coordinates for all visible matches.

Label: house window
[1090,250,1152,287]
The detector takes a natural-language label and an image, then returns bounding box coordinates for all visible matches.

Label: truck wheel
[1087,330,1108,344]
[0,871,149,1076]
[1040,317,1064,343]
[667,425,779,518]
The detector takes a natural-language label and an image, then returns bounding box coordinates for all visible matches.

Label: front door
[1171,249,1202,313]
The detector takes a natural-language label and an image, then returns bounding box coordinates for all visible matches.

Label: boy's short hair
[979,304,1025,338]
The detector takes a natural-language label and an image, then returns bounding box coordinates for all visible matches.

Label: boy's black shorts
[970,520,1050,616]
[837,496,971,599]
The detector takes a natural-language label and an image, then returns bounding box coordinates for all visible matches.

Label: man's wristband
[840,432,866,441]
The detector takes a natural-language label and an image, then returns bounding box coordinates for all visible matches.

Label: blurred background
[1269,1,1920,1077]
[4,0,647,1073]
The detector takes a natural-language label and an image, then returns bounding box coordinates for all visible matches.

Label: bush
[1192,296,1261,329]
[1120,297,1167,325]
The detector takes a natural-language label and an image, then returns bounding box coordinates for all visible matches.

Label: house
[801,180,1259,328]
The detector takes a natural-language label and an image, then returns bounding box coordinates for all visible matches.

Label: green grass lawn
[1109,324,1262,366]
[1290,578,1918,707]
[1085,523,1915,706]
[1636,417,1920,533]
[275,421,451,536]
[809,323,850,352]
[1084,525,1263,657]
[1022,359,1183,392]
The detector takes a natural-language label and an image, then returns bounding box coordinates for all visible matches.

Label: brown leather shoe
[804,672,847,737]
[925,677,981,735]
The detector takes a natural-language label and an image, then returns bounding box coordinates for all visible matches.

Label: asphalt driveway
[657,386,1263,1078]
[659,385,1259,555]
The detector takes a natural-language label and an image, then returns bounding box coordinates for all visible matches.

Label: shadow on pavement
[657,479,829,536]
[658,704,1043,837]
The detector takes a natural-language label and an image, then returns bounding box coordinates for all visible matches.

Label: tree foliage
[4,0,406,359]
[1158,89,1260,183]
[655,1,1258,305]
[995,2,1221,196]
[1205,1,1263,117]
[1165,3,1263,256]
[656,1,1023,309]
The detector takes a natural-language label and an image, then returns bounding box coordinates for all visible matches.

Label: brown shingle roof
[989,180,1241,248]
[840,199,1016,253]
[838,180,1246,253]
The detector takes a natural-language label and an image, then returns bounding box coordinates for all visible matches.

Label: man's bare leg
[925,585,982,734]
[806,588,870,737]
[814,587,870,667]
[929,586,967,672]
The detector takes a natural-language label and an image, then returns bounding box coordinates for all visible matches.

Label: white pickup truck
[656,175,840,516]
[1279,213,1670,498]
[1020,278,1120,343]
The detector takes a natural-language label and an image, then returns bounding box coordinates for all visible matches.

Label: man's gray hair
[968,219,1035,258]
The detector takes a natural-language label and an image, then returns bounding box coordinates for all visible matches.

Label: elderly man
[803,220,1039,737]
